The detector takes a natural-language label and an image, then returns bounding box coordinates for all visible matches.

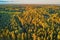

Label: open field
[0,5,60,40]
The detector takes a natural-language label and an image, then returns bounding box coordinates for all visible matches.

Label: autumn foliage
[0,5,60,40]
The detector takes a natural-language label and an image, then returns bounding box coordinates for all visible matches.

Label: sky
[0,0,60,4]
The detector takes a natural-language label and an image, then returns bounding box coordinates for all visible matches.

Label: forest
[0,5,60,40]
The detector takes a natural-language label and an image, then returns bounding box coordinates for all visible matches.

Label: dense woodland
[0,5,60,40]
